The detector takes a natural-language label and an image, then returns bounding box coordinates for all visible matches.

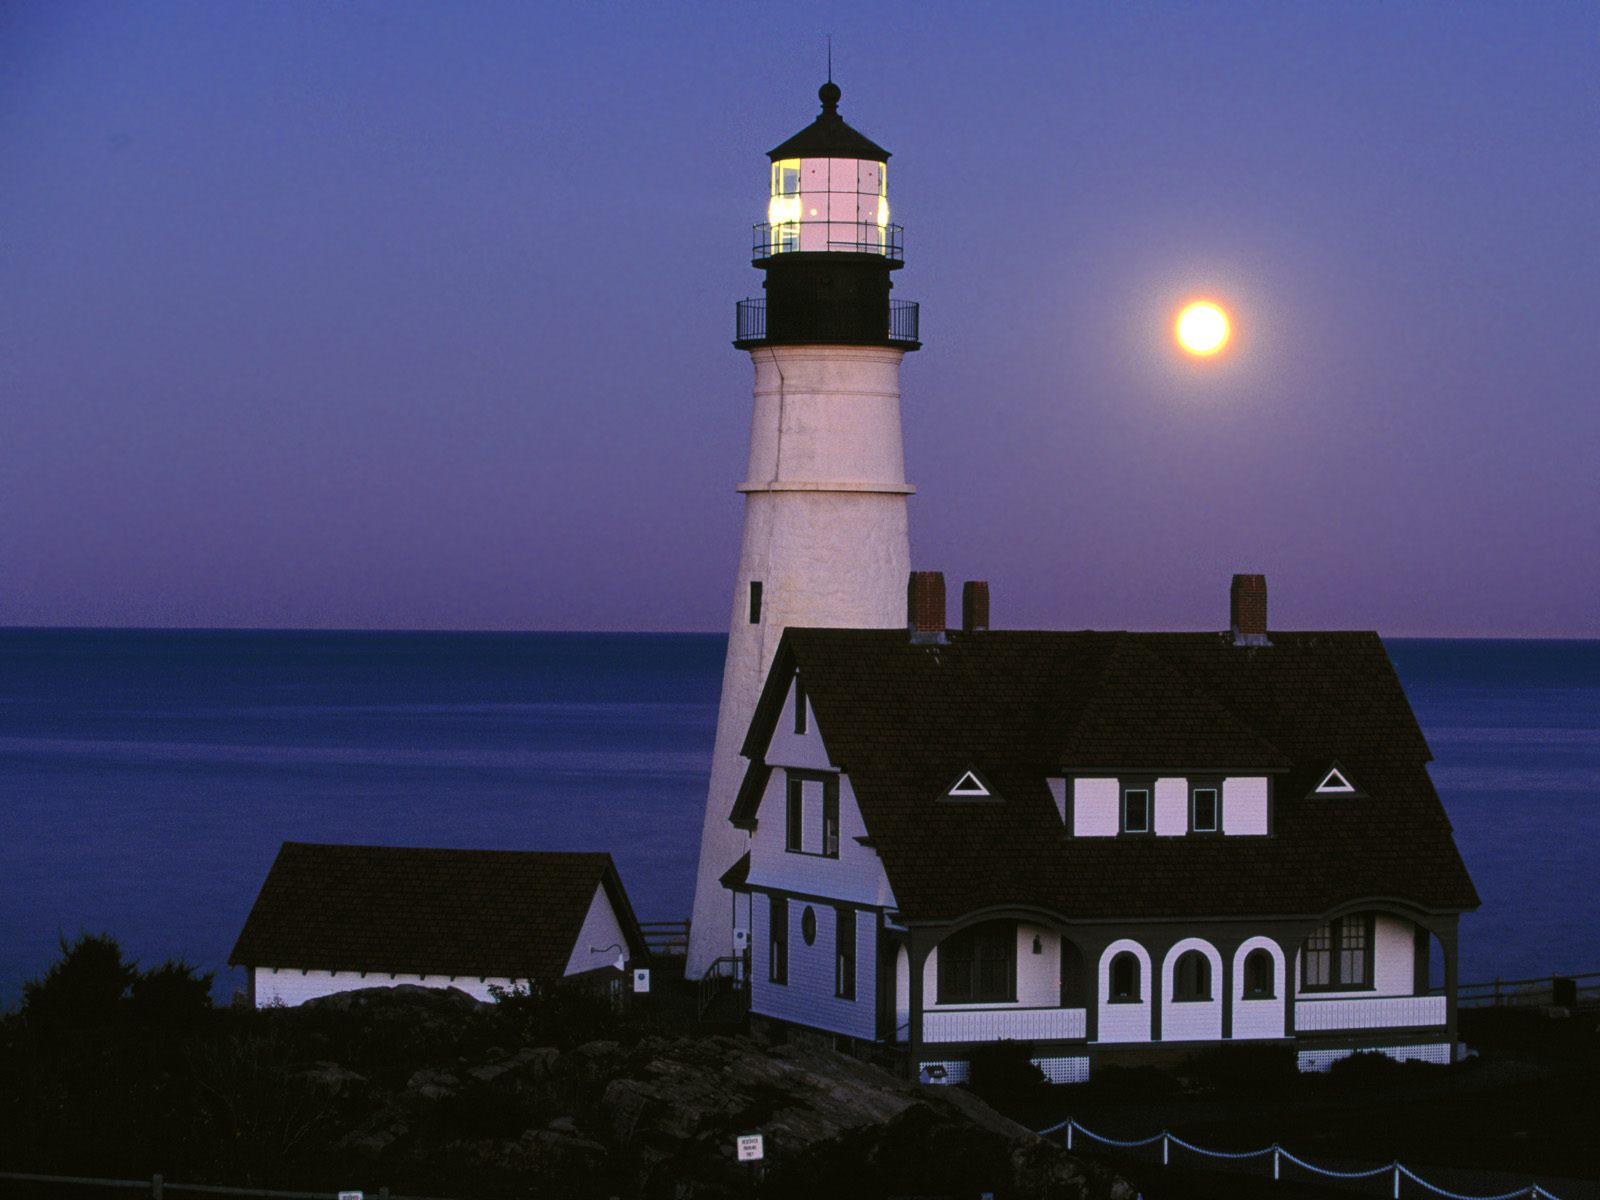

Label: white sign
[338,1192,363,1200]
[633,968,651,993]
[735,1133,765,1162]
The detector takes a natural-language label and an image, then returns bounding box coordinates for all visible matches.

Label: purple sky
[4,3,1596,637]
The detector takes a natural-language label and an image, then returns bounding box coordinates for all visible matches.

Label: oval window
[801,906,817,946]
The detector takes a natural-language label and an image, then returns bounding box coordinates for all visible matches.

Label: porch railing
[923,1006,1086,1043]
[1293,993,1445,1032]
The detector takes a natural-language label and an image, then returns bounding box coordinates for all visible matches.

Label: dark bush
[964,1039,1048,1106]
[1186,1042,1298,1093]
[20,933,137,1032]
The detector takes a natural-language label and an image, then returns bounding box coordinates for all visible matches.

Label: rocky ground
[294,986,1133,1199]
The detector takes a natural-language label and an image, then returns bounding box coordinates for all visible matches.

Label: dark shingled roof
[230,843,647,979]
[734,629,1479,923]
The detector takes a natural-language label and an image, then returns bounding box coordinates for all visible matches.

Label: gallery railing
[734,298,919,347]
[752,220,903,261]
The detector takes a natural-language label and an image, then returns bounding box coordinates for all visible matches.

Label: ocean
[0,630,1595,1004]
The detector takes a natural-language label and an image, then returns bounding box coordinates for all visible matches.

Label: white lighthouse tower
[686,82,921,975]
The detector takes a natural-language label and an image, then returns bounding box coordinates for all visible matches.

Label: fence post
[1272,1145,1280,1180]
[151,1175,162,1200]
[1065,1120,1073,1150]
[1392,1162,1400,1198]
[1162,1132,1169,1166]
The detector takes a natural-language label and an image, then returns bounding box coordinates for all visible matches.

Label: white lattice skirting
[1296,1042,1452,1073]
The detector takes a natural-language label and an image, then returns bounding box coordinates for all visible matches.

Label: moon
[1176,301,1230,356]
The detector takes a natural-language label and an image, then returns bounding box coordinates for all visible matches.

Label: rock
[469,1045,559,1084]
[299,1061,367,1094]
[404,1067,459,1102]
[581,1035,1129,1200]
[548,1115,580,1134]
[300,984,484,1015]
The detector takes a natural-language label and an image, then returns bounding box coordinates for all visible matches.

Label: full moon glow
[1176,301,1230,356]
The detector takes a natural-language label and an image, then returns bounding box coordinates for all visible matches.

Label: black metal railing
[696,953,750,1021]
[888,298,919,344]
[736,298,766,344]
[752,221,903,261]
[735,298,919,347]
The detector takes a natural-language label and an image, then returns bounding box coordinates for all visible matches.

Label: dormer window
[944,769,992,800]
[1190,783,1221,833]
[1121,785,1152,834]
[1312,764,1361,796]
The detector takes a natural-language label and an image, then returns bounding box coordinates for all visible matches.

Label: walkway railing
[696,953,749,1021]
[1443,971,1600,1009]
[1036,1118,1571,1200]
[638,920,689,958]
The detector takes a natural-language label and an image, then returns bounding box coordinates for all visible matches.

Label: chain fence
[1036,1118,1570,1200]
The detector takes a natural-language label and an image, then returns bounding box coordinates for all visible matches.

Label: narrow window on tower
[749,581,763,624]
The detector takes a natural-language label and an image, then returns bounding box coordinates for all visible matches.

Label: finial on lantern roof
[819,80,841,114]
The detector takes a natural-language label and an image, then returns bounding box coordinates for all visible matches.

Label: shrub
[964,1040,1047,1106]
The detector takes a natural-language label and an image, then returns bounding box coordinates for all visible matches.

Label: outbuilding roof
[734,629,1479,923]
[230,843,647,980]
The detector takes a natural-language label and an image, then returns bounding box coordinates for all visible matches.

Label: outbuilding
[231,842,648,1006]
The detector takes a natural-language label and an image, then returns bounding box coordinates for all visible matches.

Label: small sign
[735,1132,765,1162]
[633,967,651,993]
[338,1191,363,1200]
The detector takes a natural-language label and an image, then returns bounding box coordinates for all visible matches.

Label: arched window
[1172,950,1211,1002]
[1109,951,1141,1003]
[1243,948,1275,999]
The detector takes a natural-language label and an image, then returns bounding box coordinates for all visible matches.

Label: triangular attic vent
[946,770,990,798]
[1314,766,1357,794]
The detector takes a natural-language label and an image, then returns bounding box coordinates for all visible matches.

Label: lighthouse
[686,81,921,976]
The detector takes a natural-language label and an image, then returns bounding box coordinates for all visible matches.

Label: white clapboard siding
[254,968,522,1007]
[750,895,877,1040]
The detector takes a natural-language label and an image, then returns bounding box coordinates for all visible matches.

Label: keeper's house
[232,843,648,1006]
[718,572,1479,1080]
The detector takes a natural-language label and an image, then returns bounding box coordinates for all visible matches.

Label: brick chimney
[908,571,947,644]
[961,581,989,632]
[1230,573,1270,646]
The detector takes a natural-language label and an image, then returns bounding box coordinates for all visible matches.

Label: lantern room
[755,81,901,264]
[736,81,919,352]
